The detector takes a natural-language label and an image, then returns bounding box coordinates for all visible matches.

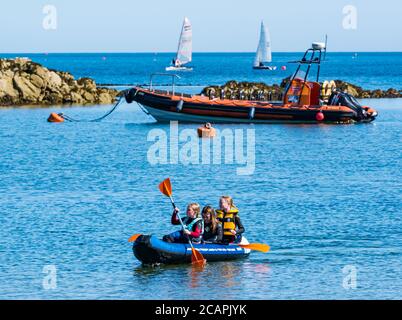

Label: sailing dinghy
[166,17,193,71]
[253,21,277,70]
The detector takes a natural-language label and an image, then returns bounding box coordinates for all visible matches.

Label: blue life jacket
[182,217,204,242]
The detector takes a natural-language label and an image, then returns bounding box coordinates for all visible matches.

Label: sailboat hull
[165,66,193,72]
[253,66,277,70]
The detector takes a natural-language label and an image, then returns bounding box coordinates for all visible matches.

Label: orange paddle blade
[159,178,172,197]
[239,243,270,253]
[128,234,142,243]
[191,248,206,266]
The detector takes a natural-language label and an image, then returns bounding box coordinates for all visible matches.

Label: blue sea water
[0,53,401,300]
[1,52,402,90]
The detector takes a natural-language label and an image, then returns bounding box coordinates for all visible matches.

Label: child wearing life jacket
[215,196,245,244]
[201,205,223,244]
[163,203,204,244]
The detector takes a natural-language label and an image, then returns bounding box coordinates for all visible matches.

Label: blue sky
[1,0,401,53]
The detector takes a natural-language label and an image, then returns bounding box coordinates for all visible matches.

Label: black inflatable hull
[133,235,251,265]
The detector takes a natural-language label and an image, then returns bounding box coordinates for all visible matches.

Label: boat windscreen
[293,70,307,81]
[348,94,362,107]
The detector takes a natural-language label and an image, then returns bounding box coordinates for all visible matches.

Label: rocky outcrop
[201,81,284,101]
[333,80,402,99]
[202,78,402,100]
[0,58,119,106]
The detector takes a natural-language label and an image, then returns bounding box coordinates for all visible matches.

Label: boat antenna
[323,34,328,61]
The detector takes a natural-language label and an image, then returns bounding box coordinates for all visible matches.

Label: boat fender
[249,107,255,120]
[316,111,325,121]
[198,123,216,138]
[176,100,184,112]
[47,112,65,123]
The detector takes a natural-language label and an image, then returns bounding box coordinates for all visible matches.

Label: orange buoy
[316,111,325,121]
[47,112,65,123]
[197,123,216,138]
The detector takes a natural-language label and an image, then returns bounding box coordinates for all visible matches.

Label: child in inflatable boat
[201,205,223,244]
[215,196,245,244]
[163,203,204,244]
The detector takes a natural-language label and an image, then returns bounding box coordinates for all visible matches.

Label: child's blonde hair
[220,196,237,210]
[188,203,201,217]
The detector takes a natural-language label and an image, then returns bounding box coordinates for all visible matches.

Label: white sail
[254,21,272,67]
[175,17,192,66]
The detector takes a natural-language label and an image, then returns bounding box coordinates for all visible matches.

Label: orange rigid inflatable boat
[124,43,378,124]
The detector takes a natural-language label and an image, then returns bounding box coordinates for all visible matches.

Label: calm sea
[1,52,402,89]
[0,53,401,299]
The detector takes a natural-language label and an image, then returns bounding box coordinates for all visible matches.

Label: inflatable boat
[133,235,251,265]
[124,43,378,124]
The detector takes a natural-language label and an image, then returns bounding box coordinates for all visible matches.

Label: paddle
[159,178,206,266]
[128,234,142,243]
[238,243,270,253]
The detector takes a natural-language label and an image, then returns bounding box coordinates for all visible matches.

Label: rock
[13,73,42,102]
[30,74,44,89]
[0,58,119,106]
[202,78,402,100]
[83,91,95,102]
[202,80,284,101]
[77,78,97,92]
[70,92,85,104]
[0,77,19,99]
[345,85,359,97]
[48,71,62,88]
[98,92,114,104]
[384,88,400,98]
[33,65,51,83]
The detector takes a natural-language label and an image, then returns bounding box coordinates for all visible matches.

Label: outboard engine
[328,90,368,121]
[124,88,139,104]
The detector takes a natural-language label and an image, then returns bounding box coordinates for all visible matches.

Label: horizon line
[1,51,402,55]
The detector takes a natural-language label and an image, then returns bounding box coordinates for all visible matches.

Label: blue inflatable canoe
[133,235,251,265]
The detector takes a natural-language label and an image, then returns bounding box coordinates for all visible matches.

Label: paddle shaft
[167,196,197,251]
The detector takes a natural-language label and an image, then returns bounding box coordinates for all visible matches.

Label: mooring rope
[60,95,124,123]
